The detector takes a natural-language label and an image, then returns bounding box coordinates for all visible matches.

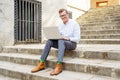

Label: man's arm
[60,23,80,42]
[69,23,80,42]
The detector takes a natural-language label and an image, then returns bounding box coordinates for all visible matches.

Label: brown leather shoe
[50,64,62,76]
[31,62,45,73]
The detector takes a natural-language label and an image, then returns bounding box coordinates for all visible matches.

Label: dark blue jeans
[40,39,76,62]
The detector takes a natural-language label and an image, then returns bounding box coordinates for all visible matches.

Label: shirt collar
[63,19,70,25]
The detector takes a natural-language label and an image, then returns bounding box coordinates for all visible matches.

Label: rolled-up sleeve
[70,23,80,42]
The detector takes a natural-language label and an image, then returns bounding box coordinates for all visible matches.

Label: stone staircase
[77,5,120,44]
[0,5,120,80]
[0,44,120,80]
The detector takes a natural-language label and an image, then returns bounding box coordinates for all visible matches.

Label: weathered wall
[40,0,66,42]
[0,0,66,46]
[0,0,14,46]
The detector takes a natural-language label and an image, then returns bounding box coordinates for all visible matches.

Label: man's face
[59,11,69,24]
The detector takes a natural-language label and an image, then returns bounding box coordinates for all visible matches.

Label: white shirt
[58,19,80,43]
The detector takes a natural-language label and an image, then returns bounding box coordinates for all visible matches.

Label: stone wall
[0,0,66,46]
[41,0,66,42]
[91,0,119,8]
[0,0,14,46]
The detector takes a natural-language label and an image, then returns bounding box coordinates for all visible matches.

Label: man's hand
[61,36,70,40]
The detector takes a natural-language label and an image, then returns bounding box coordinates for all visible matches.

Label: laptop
[43,27,61,40]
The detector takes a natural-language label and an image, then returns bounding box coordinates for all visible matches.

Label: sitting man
[31,8,80,75]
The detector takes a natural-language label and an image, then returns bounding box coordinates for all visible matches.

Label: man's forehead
[60,11,67,14]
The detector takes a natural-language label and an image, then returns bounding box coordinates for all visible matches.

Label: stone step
[0,75,20,80]
[79,22,120,29]
[80,19,108,22]
[79,18,120,23]
[0,61,118,80]
[85,8,120,14]
[79,14,120,21]
[81,25,120,31]
[109,15,120,19]
[85,12,120,17]
[81,29,120,35]
[78,14,120,19]
[88,6,120,13]
[80,39,120,44]
[80,21,120,25]
[78,14,120,20]
[79,20,120,25]
[81,34,120,39]
[110,18,120,22]
[2,44,120,60]
[81,10,120,19]
[81,23,120,28]
[0,53,120,78]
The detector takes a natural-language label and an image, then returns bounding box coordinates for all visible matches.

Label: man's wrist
[68,38,70,41]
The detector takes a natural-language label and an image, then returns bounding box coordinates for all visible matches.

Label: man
[31,9,80,75]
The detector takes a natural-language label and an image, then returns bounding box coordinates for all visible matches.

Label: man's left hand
[61,36,70,40]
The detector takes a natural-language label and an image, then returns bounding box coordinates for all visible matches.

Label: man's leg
[41,39,76,62]
[57,40,76,62]
[50,40,76,75]
[40,39,58,61]
[31,39,58,73]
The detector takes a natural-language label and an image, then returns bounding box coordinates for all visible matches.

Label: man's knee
[58,40,65,43]
[46,40,53,46]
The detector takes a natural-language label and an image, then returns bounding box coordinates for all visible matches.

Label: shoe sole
[50,71,62,76]
[31,68,45,73]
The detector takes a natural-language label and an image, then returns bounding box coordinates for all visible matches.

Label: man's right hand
[61,36,70,41]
